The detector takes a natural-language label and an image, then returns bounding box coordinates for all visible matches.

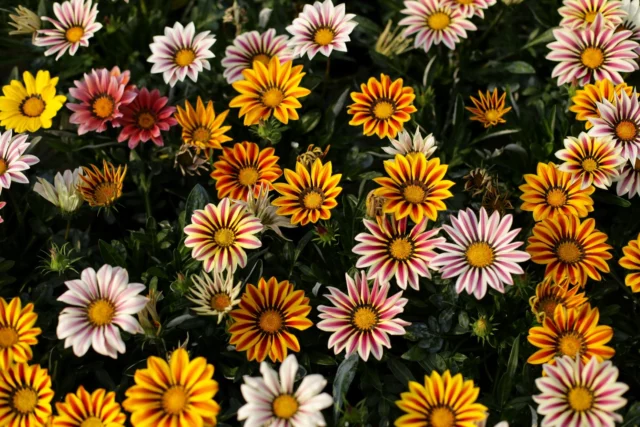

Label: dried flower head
[482,186,514,216]
[296,144,330,170]
[464,168,493,197]
[174,144,210,176]
[365,189,386,218]
[232,183,296,239]
[375,20,413,57]
[8,6,41,40]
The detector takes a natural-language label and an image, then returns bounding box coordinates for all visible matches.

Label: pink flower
[117,88,177,149]
[0,130,39,194]
[442,0,497,19]
[588,90,640,161]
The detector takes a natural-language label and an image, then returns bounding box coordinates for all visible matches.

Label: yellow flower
[0,297,41,371]
[569,79,634,130]
[529,277,588,322]
[0,363,54,427]
[78,160,127,208]
[466,88,512,128]
[619,232,640,292]
[52,386,126,427]
[0,70,66,133]
[175,97,232,156]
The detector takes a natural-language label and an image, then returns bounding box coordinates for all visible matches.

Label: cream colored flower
[33,168,84,215]
[8,6,41,39]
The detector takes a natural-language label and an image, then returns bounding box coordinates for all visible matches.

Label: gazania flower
[238,354,332,427]
[352,215,444,290]
[347,74,417,139]
[527,214,612,287]
[534,356,628,427]
[285,0,358,59]
[0,298,41,371]
[56,264,148,358]
[588,89,640,161]
[232,183,297,239]
[569,79,634,130]
[77,160,127,208]
[147,21,216,87]
[616,158,640,198]
[187,267,241,323]
[395,370,487,427]
[174,144,209,176]
[230,56,311,126]
[558,0,626,29]
[184,197,263,273]
[52,386,126,427]
[0,70,66,133]
[229,277,312,362]
[8,6,41,39]
[0,130,39,194]
[382,128,438,158]
[34,168,84,215]
[399,0,477,52]
[373,153,454,223]
[0,363,54,427]
[519,162,595,221]
[619,233,640,292]
[34,0,103,60]
[546,14,639,86]
[211,141,282,200]
[555,133,623,189]
[272,159,343,226]
[123,348,220,427]
[317,271,410,361]
[175,97,232,156]
[117,88,177,149]
[620,0,640,41]
[442,0,497,18]
[527,304,614,365]
[431,208,530,300]
[66,68,137,135]
[529,277,588,322]
[466,88,512,128]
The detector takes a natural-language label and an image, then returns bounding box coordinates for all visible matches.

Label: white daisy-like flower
[57,264,148,359]
[285,0,358,59]
[33,168,84,214]
[238,354,333,427]
[147,21,216,87]
[0,130,39,194]
[588,90,640,161]
[34,0,103,60]
[442,0,498,19]
[382,128,437,158]
[221,29,294,84]
[187,267,241,324]
[616,158,640,198]
[231,183,297,240]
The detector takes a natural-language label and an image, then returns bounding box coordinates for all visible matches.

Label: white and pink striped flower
[558,0,626,29]
[534,356,628,427]
[57,264,148,359]
[221,29,294,84]
[147,22,216,87]
[442,0,497,19]
[588,90,640,161]
[431,207,530,300]
[0,130,39,194]
[546,13,639,86]
[616,159,640,198]
[352,215,444,290]
[399,0,477,52]
[34,0,103,60]
[317,271,410,362]
[619,0,640,42]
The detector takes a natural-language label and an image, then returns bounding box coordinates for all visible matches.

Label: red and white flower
[616,159,640,198]
[558,0,626,29]
[0,130,39,194]
[442,0,497,19]
[117,87,177,149]
[588,90,640,161]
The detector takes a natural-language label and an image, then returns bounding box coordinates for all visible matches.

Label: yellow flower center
[162,386,188,415]
[137,112,156,130]
[87,299,115,326]
[402,184,426,204]
[567,386,594,412]
[80,417,105,427]
[92,96,115,119]
[556,241,583,264]
[0,159,7,176]
[545,188,567,207]
[272,394,299,419]
[427,12,451,31]
[214,228,236,247]
[429,406,456,427]
[584,11,598,24]
[615,120,637,141]
[538,297,560,320]
[238,167,259,186]
[192,127,211,144]
[456,0,475,3]
[389,237,413,260]
[351,306,378,331]
[558,333,583,357]
[65,26,85,43]
[261,88,285,108]
[11,388,38,414]
[581,158,598,172]
[21,95,45,118]
[372,101,395,120]
[259,309,283,334]
[465,242,494,268]
[302,190,324,210]
[484,109,500,123]
[92,182,119,207]
[210,293,231,311]
[313,28,335,46]
[580,47,604,69]
[252,53,271,66]
[174,48,196,67]
[0,327,18,349]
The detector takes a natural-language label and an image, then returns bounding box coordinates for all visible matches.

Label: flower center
[192,126,211,144]
[252,53,271,66]
[545,188,567,207]
[261,88,285,108]
[402,184,426,204]
[0,327,19,349]
[581,158,598,172]
[238,167,259,186]
[558,332,583,357]
[65,26,85,43]
[80,417,105,427]
[137,112,156,130]
[302,190,324,210]
[92,95,115,119]
[567,386,594,412]
[93,182,119,206]
[427,12,451,31]
[556,241,583,264]
[465,242,494,268]
[21,95,45,117]
[389,237,413,261]
[584,11,598,24]
[372,101,395,120]
[174,48,196,67]
[272,394,299,419]
[87,299,115,326]
[11,388,38,414]
[351,306,378,331]
[484,109,499,123]
[210,293,231,311]
[456,0,475,3]
[258,309,283,334]
[213,228,236,247]
[313,27,335,46]
[580,47,604,69]
[615,120,637,141]
[0,159,7,176]
[538,297,560,319]
[162,386,188,415]
[429,406,456,427]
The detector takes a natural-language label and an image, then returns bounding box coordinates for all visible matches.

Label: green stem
[64,218,71,240]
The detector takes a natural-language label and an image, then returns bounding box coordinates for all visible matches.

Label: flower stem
[64,218,71,240]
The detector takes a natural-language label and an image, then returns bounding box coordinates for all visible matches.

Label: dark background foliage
[1,0,640,425]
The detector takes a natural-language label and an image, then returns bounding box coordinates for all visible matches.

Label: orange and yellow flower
[0,297,41,371]
[78,160,127,208]
[229,56,310,126]
[529,277,589,323]
[347,74,417,139]
[619,233,640,292]
[465,88,512,128]
[0,362,54,427]
[52,386,126,427]
[374,153,454,223]
[569,79,634,130]
[210,141,282,201]
[229,277,313,363]
[175,97,232,155]
[519,162,595,221]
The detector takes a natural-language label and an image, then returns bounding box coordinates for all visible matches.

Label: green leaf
[505,61,536,74]
[184,184,211,224]
[497,335,520,407]
[593,192,632,207]
[99,240,127,268]
[470,129,521,145]
[452,94,465,126]
[299,110,322,134]
[388,358,415,385]
[333,354,359,423]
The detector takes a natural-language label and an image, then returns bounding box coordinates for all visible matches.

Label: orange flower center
[545,188,567,207]
[92,182,119,207]
[192,126,212,144]
[210,293,231,311]
[584,11,598,24]
[137,112,156,130]
[567,386,594,412]
[351,305,378,331]
[92,95,115,119]
[615,120,637,141]
[429,406,456,427]
[389,237,413,260]
[65,26,85,43]
[372,101,395,120]
[313,27,335,46]
[261,88,285,108]
[11,387,38,414]
[0,159,7,176]
[0,327,18,349]
[162,386,188,415]
[557,332,584,357]
[456,0,475,4]
[427,12,451,31]
[272,394,299,419]
[80,417,105,427]
[259,309,283,334]
[484,109,500,123]
[21,95,45,117]
[465,242,494,268]
[580,47,604,69]
[87,299,115,326]
[581,158,598,172]
[402,184,426,204]
[238,167,259,186]
[214,228,236,247]
[252,53,271,66]
[556,240,583,264]
[302,190,324,210]
[174,48,196,67]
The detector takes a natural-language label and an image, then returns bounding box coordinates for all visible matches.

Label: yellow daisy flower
[77,160,127,208]
[619,232,640,292]
[52,386,126,427]
[529,277,588,322]
[0,362,54,427]
[465,88,512,128]
[0,297,41,371]
[569,78,634,130]
[175,97,232,156]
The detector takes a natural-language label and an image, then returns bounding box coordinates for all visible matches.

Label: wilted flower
[8,6,41,40]
[137,287,163,338]
[33,168,84,215]
[232,183,296,239]
[174,144,210,176]
[296,144,330,170]
[482,186,514,216]
[365,189,385,218]
[375,20,413,57]
[464,168,493,197]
